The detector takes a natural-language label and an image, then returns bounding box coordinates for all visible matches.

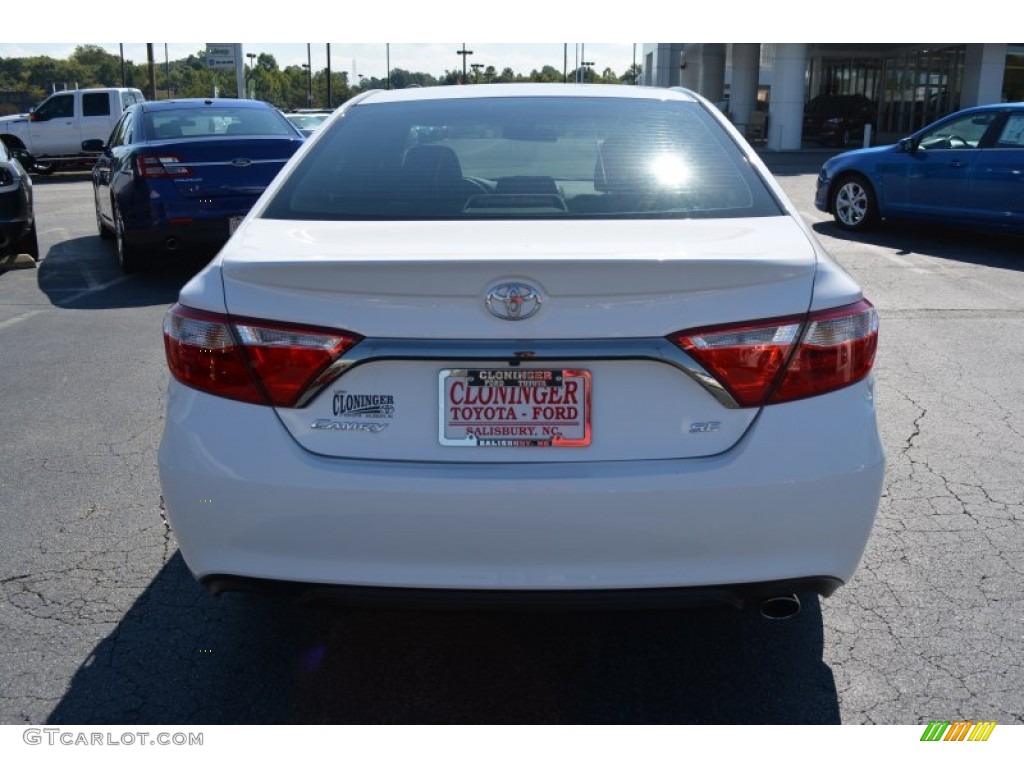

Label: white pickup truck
[0,87,145,174]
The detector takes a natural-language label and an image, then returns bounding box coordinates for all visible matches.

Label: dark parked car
[803,94,877,147]
[89,98,305,272]
[0,137,37,262]
[815,102,1024,233]
[282,109,333,137]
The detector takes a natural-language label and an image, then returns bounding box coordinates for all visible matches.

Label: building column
[699,43,726,103]
[961,44,1007,107]
[647,44,688,88]
[766,43,807,151]
[679,44,701,91]
[730,44,761,133]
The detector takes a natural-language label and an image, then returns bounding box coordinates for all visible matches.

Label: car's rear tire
[18,222,40,261]
[95,190,113,239]
[831,174,877,231]
[32,160,56,176]
[114,204,145,273]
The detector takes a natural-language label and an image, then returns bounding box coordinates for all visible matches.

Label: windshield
[262,96,782,221]
[287,114,330,130]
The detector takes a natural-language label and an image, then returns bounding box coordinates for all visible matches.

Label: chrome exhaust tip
[759,594,801,620]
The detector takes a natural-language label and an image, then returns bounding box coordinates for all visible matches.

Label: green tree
[70,45,123,86]
[529,65,562,83]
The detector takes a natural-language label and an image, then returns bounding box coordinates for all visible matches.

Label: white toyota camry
[158,84,884,617]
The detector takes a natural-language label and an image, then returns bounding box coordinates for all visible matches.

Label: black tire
[12,222,39,262]
[95,189,113,239]
[18,222,40,260]
[831,174,878,231]
[113,204,145,273]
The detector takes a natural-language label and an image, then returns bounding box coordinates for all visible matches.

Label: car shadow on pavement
[812,220,1024,271]
[48,555,840,724]
[37,237,208,310]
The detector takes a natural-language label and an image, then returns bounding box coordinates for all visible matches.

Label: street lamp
[305,43,313,107]
[580,61,594,83]
[470,63,483,84]
[456,44,473,83]
[246,52,257,98]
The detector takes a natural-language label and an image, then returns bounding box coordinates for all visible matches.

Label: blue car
[815,102,1024,233]
[90,98,305,272]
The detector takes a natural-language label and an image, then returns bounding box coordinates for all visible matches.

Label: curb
[0,253,38,270]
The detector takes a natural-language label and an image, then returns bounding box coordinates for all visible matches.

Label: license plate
[439,368,591,447]
[228,216,244,235]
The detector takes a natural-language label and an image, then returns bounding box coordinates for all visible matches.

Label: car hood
[0,113,29,126]
[825,143,897,169]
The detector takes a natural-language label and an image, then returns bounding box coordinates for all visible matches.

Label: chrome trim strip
[165,159,288,168]
[292,338,739,410]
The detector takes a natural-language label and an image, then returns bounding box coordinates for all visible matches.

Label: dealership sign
[204,45,237,70]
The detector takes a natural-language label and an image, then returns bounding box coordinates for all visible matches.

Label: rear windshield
[262,96,782,221]
[144,107,297,140]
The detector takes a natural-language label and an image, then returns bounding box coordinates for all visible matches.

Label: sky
[0,43,641,82]
[0,5,989,81]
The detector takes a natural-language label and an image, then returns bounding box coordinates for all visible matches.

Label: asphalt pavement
[0,170,1022,726]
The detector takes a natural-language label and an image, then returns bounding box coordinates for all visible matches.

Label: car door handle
[948,160,964,168]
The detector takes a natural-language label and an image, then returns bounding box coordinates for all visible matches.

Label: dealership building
[641,44,1023,149]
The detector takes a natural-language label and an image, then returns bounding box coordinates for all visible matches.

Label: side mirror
[28,109,41,122]
[898,137,917,153]
[81,138,106,152]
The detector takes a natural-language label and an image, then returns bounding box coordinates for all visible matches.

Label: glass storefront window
[1006,45,1024,102]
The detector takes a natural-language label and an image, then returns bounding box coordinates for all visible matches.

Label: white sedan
[159,84,883,618]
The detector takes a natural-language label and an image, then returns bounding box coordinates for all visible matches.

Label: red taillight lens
[672,299,878,407]
[769,299,878,404]
[163,304,361,407]
[136,154,192,178]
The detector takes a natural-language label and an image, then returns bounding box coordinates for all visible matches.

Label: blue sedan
[815,103,1024,233]
[90,98,305,272]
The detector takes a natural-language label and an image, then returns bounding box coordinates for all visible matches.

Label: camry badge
[486,283,542,321]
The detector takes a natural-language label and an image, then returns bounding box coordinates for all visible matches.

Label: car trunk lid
[218,216,818,462]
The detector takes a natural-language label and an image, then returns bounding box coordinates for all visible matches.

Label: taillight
[671,299,878,407]
[136,154,192,178]
[162,304,361,407]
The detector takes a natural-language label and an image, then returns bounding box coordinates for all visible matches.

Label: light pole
[470,63,483,84]
[246,52,256,98]
[580,61,594,84]
[305,43,313,107]
[326,44,332,108]
[456,44,472,83]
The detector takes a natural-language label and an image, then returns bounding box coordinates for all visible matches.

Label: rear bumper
[159,376,885,595]
[201,576,843,610]
[126,217,236,254]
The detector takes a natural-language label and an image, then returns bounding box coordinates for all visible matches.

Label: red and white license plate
[439,368,591,447]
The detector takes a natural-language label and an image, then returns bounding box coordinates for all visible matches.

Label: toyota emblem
[485,283,542,321]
